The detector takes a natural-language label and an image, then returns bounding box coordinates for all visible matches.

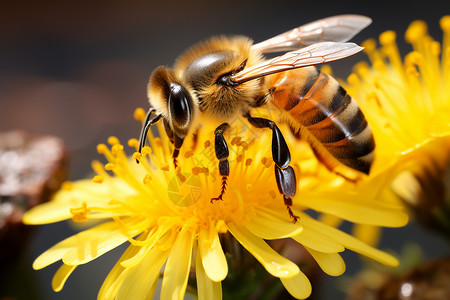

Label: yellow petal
[352,224,381,246]
[116,247,170,300]
[304,247,345,276]
[62,219,143,265]
[299,192,408,227]
[24,178,137,225]
[246,207,303,239]
[33,220,140,270]
[198,225,228,282]
[98,240,143,300]
[161,227,195,300]
[23,202,74,224]
[196,243,222,300]
[280,271,312,299]
[301,214,398,266]
[292,226,344,253]
[227,223,299,278]
[52,263,77,292]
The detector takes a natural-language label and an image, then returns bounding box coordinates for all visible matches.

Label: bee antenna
[137,108,161,163]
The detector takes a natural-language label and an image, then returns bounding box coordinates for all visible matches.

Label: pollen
[108,136,120,145]
[70,202,91,223]
[405,20,428,44]
[405,52,422,67]
[379,30,396,46]
[105,163,115,171]
[143,174,152,184]
[261,157,272,168]
[347,73,360,86]
[141,146,152,156]
[97,143,108,154]
[362,39,376,52]
[92,175,104,184]
[184,150,194,158]
[231,136,241,145]
[111,144,124,154]
[441,15,450,32]
[133,107,147,123]
[128,138,139,149]
[320,64,333,76]
[269,190,277,199]
[132,152,142,162]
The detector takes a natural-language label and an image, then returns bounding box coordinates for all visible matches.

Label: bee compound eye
[168,83,193,132]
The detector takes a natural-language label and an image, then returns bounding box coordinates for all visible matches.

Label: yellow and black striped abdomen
[270,67,375,174]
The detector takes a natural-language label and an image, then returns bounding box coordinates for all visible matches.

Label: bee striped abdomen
[271,67,375,174]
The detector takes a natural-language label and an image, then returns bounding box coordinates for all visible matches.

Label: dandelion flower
[343,16,450,235]
[23,105,407,299]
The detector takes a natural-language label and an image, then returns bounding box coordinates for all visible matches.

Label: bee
[138,15,375,222]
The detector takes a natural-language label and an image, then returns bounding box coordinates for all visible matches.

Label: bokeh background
[1,0,449,299]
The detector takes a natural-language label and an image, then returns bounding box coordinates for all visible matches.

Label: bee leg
[191,127,200,151]
[246,114,299,223]
[173,134,184,169]
[137,109,162,163]
[211,123,230,203]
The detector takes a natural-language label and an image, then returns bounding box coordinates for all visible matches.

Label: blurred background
[1,0,449,299]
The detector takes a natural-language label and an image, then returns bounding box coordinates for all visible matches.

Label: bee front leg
[172,134,184,169]
[211,123,230,202]
[137,108,162,163]
[245,114,299,223]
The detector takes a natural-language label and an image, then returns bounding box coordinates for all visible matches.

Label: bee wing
[252,15,371,53]
[230,42,363,84]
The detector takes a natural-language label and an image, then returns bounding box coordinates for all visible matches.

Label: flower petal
[23,178,134,225]
[352,223,381,246]
[51,263,77,292]
[299,192,408,227]
[292,226,344,253]
[116,246,170,300]
[62,219,143,265]
[304,247,345,276]
[280,271,312,299]
[23,202,75,224]
[196,243,222,300]
[246,207,303,239]
[98,240,143,300]
[198,225,228,282]
[160,227,195,300]
[227,223,299,278]
[301,214,399,266]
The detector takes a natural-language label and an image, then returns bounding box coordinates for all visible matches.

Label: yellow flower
[23,107,407,299]
[343,16,450,234]
[346,16,450,167]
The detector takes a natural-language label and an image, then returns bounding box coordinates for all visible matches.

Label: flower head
[345,16,450,163]
[23,104,407,299]
[343,16,450,235]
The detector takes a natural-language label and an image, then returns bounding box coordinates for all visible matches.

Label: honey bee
[138,15,374,222]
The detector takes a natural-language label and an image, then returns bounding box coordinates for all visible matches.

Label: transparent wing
[230,42,363,84]
[252,15,372,53]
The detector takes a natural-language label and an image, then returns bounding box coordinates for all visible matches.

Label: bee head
[147,66,195,137]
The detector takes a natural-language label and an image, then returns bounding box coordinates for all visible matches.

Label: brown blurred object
[378,256,450,300]
[348,256,450,300]
[0,130,69,264]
